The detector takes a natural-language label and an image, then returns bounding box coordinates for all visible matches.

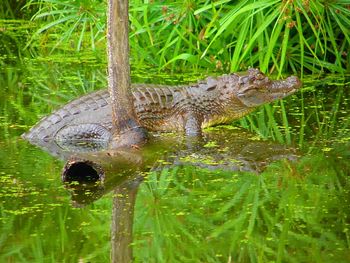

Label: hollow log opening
[62,160,104,183]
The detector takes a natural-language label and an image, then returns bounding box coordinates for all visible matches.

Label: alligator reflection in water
[26,127,298,204]
[52,128,297,262]
[26,127,298,262]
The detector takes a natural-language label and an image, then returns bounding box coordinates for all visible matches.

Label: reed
[20,0,350,74]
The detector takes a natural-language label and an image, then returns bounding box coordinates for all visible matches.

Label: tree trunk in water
[107,0,147,148]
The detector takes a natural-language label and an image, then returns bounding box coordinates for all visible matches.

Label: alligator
[22,68,301,143]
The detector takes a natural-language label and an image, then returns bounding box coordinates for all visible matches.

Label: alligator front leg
[184,113,203,136]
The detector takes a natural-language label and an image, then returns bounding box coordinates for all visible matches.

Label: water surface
[0,50,350,262]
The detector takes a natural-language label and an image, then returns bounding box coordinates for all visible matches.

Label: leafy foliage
[25,0,106,52]
[21,0,350,74]
[0,0,32,19]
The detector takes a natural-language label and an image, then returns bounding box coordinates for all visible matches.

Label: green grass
[25,0,106,52]
[17,0,350,75]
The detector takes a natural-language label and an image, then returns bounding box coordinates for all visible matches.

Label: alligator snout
[285,76,302,90]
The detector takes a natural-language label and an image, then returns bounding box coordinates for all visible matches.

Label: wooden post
[107,0,147,148]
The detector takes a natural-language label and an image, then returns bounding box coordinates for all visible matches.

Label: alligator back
[23,84,185,141]
[23,89,111,141]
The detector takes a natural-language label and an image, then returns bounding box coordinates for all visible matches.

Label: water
[1,31,350,263]
[1,130,349,262]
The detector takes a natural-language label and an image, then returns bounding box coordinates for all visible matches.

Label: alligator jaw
[268,75,302,101]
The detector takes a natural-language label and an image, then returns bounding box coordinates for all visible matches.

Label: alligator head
[232,68,302,107]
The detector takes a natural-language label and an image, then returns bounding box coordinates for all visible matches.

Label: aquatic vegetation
[19,0,350,74]
[0,136,349,262]
[0,141,111,262]
[25,0,106,52]
[134,155,350,262]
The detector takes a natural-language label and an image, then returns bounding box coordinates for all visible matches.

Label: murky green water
[1,38,350,262]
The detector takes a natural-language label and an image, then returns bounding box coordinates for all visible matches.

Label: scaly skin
[22,68,302,142]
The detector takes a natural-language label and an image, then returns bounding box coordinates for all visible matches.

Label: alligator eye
[256,73,265,80]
